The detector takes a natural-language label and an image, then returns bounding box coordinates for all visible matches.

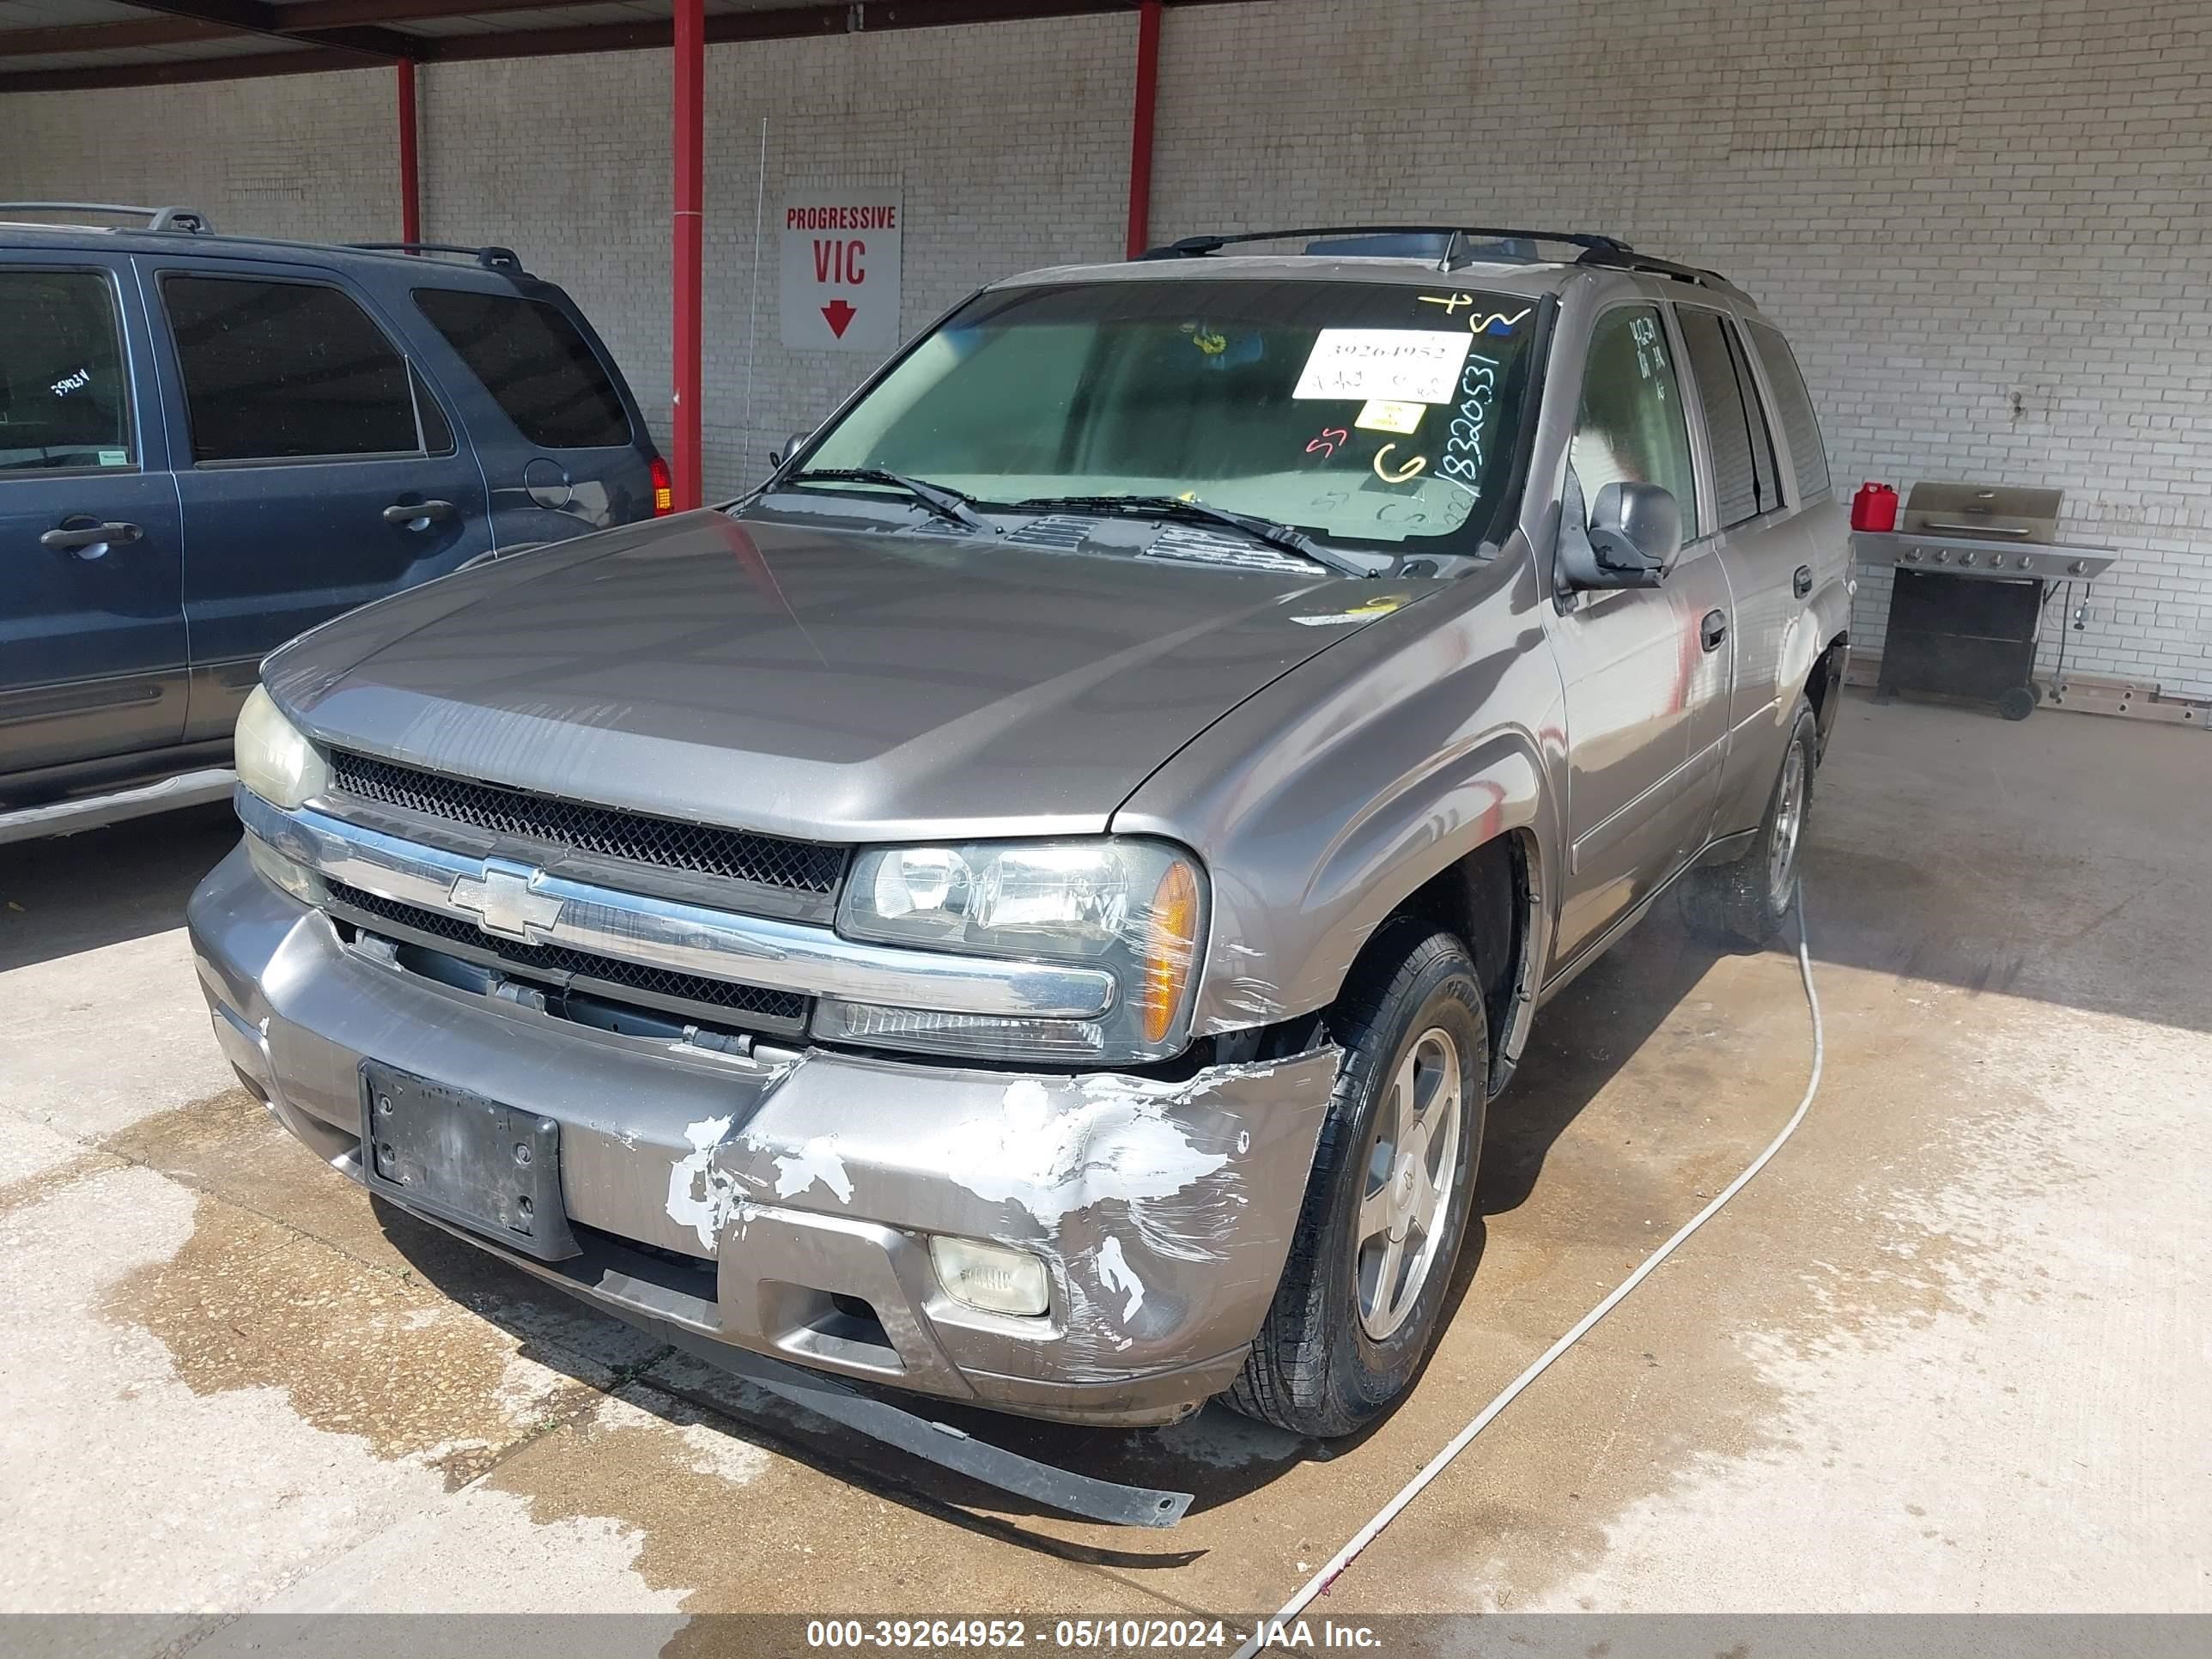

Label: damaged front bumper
[187,842,1340,1425]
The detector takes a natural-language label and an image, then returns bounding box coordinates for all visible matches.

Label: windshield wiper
[783,467,994,533]
[1012,494,1376,578]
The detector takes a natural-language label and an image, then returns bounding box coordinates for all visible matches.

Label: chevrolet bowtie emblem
[449,859,565,942]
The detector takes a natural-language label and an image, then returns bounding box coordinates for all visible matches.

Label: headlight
[234,684,330,810]
[825,838,1206,1064]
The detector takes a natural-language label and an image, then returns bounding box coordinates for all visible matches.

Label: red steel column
[396,61,421,246]
[672,0,706,510]
[1125,0,1162,259]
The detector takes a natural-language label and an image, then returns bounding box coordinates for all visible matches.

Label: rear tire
[1680,696,1816,949]
[1224,917,1487,1438]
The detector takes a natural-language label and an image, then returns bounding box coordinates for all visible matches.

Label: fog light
[929,1236,1049,1317]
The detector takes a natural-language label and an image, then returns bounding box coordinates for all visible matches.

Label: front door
[139,258,492,742]
[1545,301,1723,969]
[0,254,187,783]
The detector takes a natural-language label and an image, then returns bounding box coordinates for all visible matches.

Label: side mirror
[1558,480,1681,591]
[768,430,812,470]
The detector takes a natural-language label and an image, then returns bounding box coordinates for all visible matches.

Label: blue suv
[1,203,666,840]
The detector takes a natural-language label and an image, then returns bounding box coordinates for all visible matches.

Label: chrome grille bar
[239,791,1117,1022]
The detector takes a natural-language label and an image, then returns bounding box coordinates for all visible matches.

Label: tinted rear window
[413,289,630,449]
[1746,319,1831,501]
[162,274,419,463]
[1678,307,1782,528]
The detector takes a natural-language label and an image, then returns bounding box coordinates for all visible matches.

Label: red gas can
[1851,481,1899,532]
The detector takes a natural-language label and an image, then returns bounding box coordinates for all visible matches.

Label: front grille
[326,878,808,1027]
[329,751,845,896]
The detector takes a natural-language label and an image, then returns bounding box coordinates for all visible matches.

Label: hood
[264,509,1412,842]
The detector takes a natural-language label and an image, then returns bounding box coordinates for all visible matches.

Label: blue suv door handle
[384,500,459,530]
[42,519,144,559]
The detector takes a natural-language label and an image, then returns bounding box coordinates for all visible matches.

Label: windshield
[796,278,1545,557]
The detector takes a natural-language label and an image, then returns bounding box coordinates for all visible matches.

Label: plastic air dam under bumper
[186,842,1344,1435]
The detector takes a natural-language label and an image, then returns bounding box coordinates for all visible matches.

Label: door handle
[1700,609,1729,652]
[384,499,458,528]
[1793,563,1814,599]
[41,520,143,558]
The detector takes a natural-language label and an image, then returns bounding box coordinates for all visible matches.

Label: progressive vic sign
[779,191,902,354]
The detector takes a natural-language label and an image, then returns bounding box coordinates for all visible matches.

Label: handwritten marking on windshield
[1440,352,1501,495]
[1304,427,1351,459]
[1417,295,1531,336]
[1373,445,1428,483]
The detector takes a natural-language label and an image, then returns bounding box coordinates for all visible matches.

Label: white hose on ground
[1233,884,1827,1655]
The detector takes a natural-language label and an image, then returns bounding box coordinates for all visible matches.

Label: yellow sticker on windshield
[1355,399,1424,434]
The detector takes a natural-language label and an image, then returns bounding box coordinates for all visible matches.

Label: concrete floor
[2,690,2205,1647]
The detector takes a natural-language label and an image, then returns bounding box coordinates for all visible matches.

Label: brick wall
[0,70,399,246]
[6,0,2210,694]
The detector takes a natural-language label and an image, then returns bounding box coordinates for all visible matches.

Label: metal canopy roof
[0,0,1170,93]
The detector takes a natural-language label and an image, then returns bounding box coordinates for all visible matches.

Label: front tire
[1225,919,1487,1437]
[1680,696,1816,948]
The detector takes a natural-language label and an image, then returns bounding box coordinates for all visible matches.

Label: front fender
[1115,554,1565,1040]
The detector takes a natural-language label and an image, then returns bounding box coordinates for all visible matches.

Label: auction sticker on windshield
[1294,328,1474,404]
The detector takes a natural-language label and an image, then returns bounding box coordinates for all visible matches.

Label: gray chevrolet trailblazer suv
[188,227,1850,1447]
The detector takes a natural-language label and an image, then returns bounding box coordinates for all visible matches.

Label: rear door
[1674,302,1804,838]
[0,252,188,779]
[408,283,658,541]
[139,258,492,742]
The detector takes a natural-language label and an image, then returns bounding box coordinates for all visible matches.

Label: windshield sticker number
[1437,352,1502,495]
[1295,328,1473,404]
[1355,399,1425,434]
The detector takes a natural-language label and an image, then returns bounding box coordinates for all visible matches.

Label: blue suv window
[412,288,630,450]
[161,274,421,464]
[0,269,133,474]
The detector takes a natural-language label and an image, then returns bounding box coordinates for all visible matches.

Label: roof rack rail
[0,201,213,233]
[1140,224,1635,267]
[1138,222,1747,296]
[1573,244,1743,296]
[346,241,526,273]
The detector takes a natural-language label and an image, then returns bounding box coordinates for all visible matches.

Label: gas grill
[1852,482,2119,720]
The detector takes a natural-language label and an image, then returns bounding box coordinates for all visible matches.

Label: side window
[1569,304,1698,541]
[1727,319,1783,514]
[1677,307,1783,527]
[411,289,631,449]
[0,268,134,475]
[1746,319,1832,501]
[161,275,420,464]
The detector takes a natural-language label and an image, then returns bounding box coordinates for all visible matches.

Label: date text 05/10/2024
[803,1618,1384,1651]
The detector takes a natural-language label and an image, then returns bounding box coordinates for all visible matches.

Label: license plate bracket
[360,1061,580,1261]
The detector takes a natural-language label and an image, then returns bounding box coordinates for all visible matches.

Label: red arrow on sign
[821,299,857,338]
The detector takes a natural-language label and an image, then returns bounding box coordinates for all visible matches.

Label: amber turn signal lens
[1138,860,1200,1046]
